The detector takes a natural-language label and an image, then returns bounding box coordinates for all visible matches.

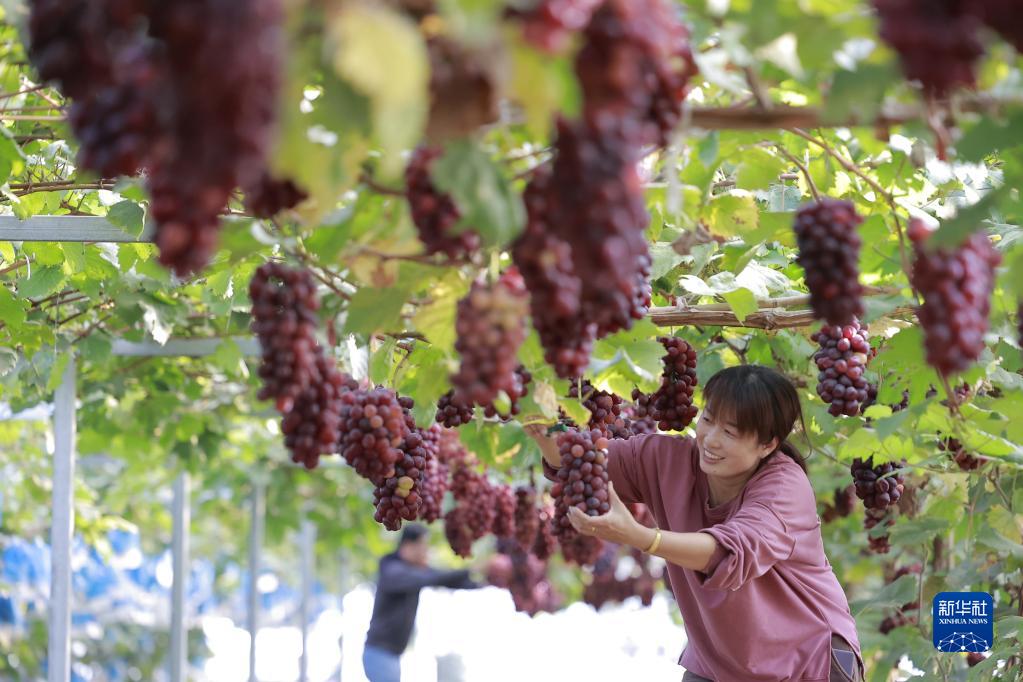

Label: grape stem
[358,171,404,197]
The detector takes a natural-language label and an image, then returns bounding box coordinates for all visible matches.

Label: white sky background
[202,584,690,682]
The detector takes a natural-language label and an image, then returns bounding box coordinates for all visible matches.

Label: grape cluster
[872,0,985,97]
[494,545,561,617]
[623,404,659,436]
[28,0,147,100]
[249,263,321,412]
[551,429,611,565]
[373,428,435,530]
[443,453,496,557]
[435,390,475,428]
[451,270,530,411]
[514,486,541,552]
[575,0,698,147]
[511,0,603,53]
[418,455,449,523]
[511,167,596,378]
[492,484,518,538]
[425,35,499,140]
[482,366,533,420]
[548,117,652,339]
[566,380,628,436]
[864,507,894,554]
[532,501,558,560]
[250,263,358,468]
[338,388,411,484]
[938,437,987,471]
[821,485,857,523]
[851,457,905,510]
[69,44,168,178]
[281,353,357,469]
[969,0,1023,51]
[966,652,987,667]
[813,321,876,417]
[405,146,480,260]
[794,200,865,326]
[244,173,308,219]
[908,219,1001,376]
[633,336,699,431]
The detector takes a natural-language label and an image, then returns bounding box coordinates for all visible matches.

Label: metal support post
[170,472,190,682]
[48,354,76,682]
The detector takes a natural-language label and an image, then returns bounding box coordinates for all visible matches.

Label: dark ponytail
[702,365,811,474]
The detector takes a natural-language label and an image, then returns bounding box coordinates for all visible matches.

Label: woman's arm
[567,481,719,572]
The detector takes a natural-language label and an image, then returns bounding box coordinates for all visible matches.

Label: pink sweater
[581,434,863,681]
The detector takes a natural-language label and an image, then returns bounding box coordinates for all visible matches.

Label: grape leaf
[432,139,526,246]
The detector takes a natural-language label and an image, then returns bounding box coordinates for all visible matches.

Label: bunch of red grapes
[405,146,481,260]
[574,0,698,147]
[249,263,357,468]
[908,219,1001,376]
[514,486,541,551]
[851,457,905,510]
[373,427,435,531]
[872,0,985,97]
[511,0,603,53]
[793,199,865,326]
[864,507,895,554]
[633,336,699,431]
[450,270,530,412]
[338,388,411,484]
[813,320,876,417]
[29,0,290,276]
[820,485,857,524]
[492,484,518,538]
[511,166,596,378]
[550,428,611,565]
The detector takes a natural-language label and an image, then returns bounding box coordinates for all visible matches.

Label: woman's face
[694,406,777,479]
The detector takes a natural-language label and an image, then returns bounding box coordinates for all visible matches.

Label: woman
[526,364,865,682]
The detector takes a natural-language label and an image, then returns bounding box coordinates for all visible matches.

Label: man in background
[363,524,479,682]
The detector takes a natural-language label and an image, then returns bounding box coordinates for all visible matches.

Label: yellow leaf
[328,3,428,176]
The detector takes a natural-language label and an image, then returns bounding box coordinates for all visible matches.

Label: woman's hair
[702,364,810,473]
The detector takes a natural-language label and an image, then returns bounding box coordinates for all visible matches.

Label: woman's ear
[761,437,780,457]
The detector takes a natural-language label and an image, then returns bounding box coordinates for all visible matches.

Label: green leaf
[649,242,685,280]
[207,268,234,299]
[559,397,589,427]
[735,148,788,190]
[0,127,23,185]
[46,353,70,392]
[888,516,948,547]
[744,212,796,246]
[822,64,898,126]
[704,192,759,237]
[987,507,1022,544]
[328,2,428,175]
[432,139,526,246]
[211,340,247,379]
[370,338,397,386]
[0,241,15,264]
[721,287,757,323]
[106,201,146,238]
[344,287,407,336]
[0,347,17,377]
[0,285,28,327]
[18,265,66,299]
[956,110,1023,161]
[929,187,1008,248]
[60,243,86,275]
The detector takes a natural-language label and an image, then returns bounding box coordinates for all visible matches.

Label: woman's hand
[567,481,652,549]
[523,421,562,468]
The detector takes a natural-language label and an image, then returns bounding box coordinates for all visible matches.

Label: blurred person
[363,523,479,682]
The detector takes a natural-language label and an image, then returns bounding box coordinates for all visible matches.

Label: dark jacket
[365,552,478,654]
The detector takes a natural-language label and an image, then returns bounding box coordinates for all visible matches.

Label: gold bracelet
[645,528,662,554]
